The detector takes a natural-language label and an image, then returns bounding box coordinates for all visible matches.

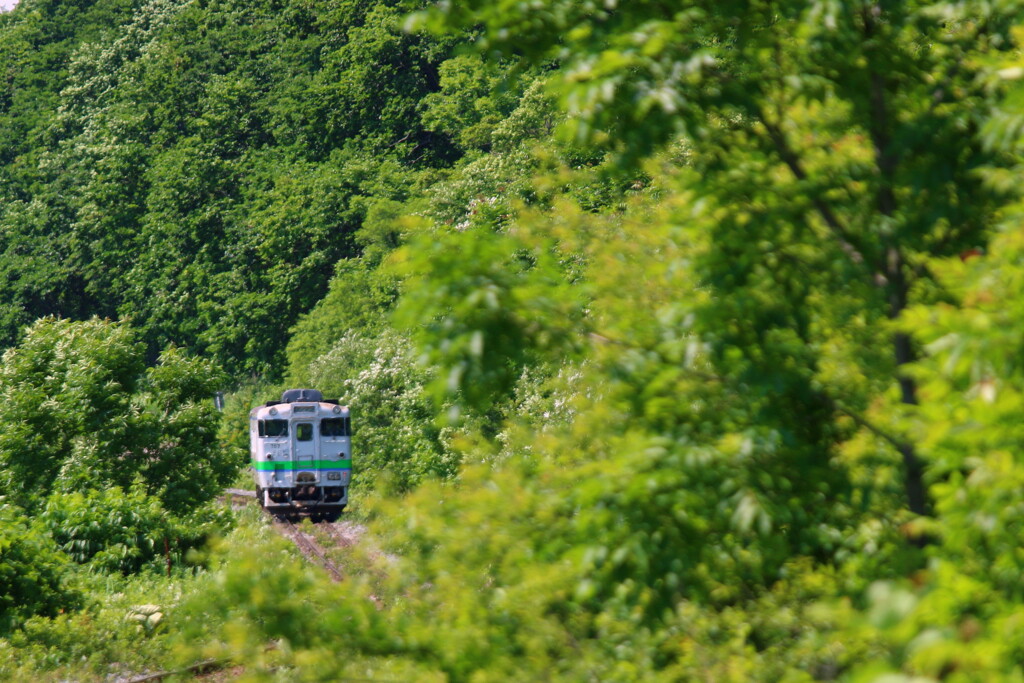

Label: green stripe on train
[252,459,352,471]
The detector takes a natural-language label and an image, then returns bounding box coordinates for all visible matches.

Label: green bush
[0,507,79,634]
[0,318,233,515]
[0,570,187,680]
[41,486,176,575]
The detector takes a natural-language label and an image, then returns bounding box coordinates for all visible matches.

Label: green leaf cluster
[0,507,78,636]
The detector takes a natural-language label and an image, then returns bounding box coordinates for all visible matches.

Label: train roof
[249,388,347,415]
[280,388,322,403]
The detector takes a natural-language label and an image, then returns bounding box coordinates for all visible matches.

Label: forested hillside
[4,0,1024,680]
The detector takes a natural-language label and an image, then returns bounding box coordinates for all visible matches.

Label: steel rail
[271,515,345,583]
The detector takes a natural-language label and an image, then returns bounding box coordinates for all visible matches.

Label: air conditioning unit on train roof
[280,388,323,403]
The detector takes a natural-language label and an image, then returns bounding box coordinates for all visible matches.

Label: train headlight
[327,472,341,480]
[333,405,341,414]
[269,407,278,416]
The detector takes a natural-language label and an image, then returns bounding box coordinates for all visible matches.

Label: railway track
[223,488,346,581]
[223,487,257,509]
[322,521,356,548]
[271,516,344,582]
[116,490,348,682]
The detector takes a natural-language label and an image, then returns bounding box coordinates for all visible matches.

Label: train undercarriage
[258,485,346,522]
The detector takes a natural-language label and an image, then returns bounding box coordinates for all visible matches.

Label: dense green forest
[3,0,1024,679]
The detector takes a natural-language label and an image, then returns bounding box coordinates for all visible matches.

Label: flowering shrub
[310,330,460,491]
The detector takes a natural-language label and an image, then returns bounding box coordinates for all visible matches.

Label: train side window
[260,419,288,437]
[296,423,313,441]
[321,418,350,437]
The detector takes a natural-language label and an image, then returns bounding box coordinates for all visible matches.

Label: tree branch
[757,114,870,269]
[832,403,910,453]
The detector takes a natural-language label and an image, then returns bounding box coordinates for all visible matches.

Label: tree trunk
[869,46,931,517]
[887,247,929,517]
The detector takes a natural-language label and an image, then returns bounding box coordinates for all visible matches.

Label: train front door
[293,421,316,473]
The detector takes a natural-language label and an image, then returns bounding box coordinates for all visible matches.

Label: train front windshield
[258,419,289,437]
[321,417,351,437]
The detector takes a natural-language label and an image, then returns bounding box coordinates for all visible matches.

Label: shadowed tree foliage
[0,0,461,375]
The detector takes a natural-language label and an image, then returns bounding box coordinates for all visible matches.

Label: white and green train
[250,389,350,522]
